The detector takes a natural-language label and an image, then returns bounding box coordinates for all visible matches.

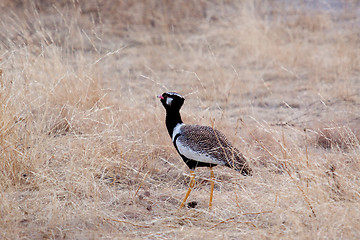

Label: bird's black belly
[183,158,217,170]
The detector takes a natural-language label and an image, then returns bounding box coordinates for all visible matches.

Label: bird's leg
[209,167,215,209]
[179,170,195,209]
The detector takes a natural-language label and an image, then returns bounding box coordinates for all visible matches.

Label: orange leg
[179,170,195,209]
[209,167,215,209]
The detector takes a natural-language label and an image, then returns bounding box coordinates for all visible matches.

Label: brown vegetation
[0,0,359,239]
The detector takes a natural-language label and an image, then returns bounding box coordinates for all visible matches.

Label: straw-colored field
[1,1,359,239]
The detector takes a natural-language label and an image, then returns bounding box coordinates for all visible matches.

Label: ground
[0,0,360,239]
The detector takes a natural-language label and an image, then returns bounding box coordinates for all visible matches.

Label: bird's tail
[225,150,252,176]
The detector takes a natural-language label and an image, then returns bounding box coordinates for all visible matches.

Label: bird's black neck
[165,109,183,138]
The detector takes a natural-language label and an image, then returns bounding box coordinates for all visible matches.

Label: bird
[157,92,252,209]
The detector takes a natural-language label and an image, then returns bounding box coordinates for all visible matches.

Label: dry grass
[1,0,360,239]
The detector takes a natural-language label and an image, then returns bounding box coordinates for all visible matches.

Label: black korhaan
[158,92,251,209]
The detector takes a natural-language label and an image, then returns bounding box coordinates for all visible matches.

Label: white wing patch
[175,139,224,165]
[172,123,184,142]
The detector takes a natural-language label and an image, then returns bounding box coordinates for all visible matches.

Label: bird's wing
[175,125,240,166]
[175,137,224,165]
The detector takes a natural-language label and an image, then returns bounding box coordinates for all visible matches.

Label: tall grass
[0,0,359,239]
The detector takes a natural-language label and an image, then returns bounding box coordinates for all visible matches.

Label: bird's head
[157,92,185,111]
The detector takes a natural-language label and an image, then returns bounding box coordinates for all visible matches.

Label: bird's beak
[157,95,164,100]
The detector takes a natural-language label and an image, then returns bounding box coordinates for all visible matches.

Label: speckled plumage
[176,124,251,174]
